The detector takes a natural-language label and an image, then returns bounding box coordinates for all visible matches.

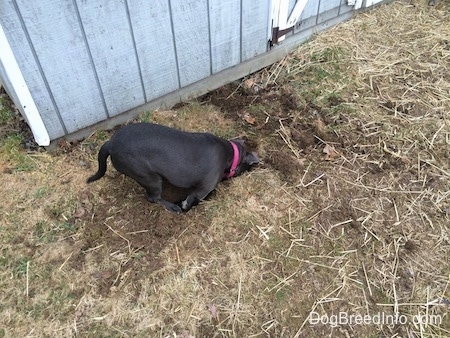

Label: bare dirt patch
[75,179,210,295]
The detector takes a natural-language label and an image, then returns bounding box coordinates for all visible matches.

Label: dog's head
[228,139,259,178]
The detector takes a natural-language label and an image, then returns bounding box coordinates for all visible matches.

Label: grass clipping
[1,1,450,337]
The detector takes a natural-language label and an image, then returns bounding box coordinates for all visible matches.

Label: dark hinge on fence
[270,26,294,46]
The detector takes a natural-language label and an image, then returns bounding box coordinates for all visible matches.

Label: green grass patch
[14,257,30,277]
[33,186,48,199]
[0,133,36,171]
[310,46,347,63]
[139,110,152,123]
[0,94,16,125]
[83,129,110,151]
[34,220,78,243]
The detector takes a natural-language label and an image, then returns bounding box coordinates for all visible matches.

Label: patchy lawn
[1,1,449,337]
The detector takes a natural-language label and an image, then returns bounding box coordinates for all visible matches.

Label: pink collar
[225,141,240,178]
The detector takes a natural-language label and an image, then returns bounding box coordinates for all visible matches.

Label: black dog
[87,123,259,213]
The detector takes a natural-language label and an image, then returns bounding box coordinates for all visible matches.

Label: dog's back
[106,123,228,188]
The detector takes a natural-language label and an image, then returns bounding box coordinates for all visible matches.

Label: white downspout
[0,23,50,146]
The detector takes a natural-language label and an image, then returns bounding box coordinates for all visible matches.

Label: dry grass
[1,1,450,337]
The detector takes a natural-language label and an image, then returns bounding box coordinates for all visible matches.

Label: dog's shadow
[160,178,194,204]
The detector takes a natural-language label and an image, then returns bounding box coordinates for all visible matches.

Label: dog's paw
[167,204,183,214]
[180,197,199,212]
[181,199,189,210]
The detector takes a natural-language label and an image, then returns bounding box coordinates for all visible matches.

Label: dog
[87,123,259,213]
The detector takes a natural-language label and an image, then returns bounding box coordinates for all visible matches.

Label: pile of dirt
[200,82,345,182]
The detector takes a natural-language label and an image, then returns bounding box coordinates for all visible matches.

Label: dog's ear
[245,151,259,165]
[231,138,245,146]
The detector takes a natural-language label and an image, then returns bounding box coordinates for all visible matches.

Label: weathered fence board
[76,0,145,117]
[128,0,179,102]
[241,0,270,61]
[171,0,211,87]
[209,0,241,74]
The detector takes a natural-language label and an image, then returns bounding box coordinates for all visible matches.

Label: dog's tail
[87,141,111,183]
